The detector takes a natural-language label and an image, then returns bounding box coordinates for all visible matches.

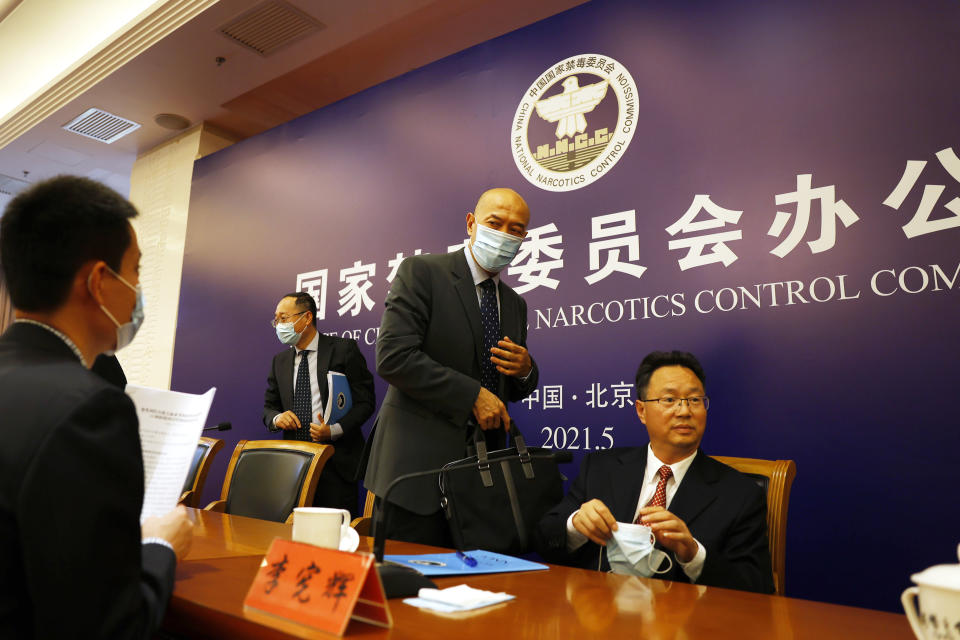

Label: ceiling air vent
[0,173,30,197]
[62,108,141,144]
[218,0,325,57]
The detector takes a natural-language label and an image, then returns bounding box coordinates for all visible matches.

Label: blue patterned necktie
[292,350,313,441]
[478,278,500,394]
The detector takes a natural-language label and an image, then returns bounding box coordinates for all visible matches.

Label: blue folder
[323,372,352,424]
[383,550,548,576]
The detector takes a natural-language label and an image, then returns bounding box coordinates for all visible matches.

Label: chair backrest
[350,490,376,535]
[711,456,797,596]
[179,437,224,508]
[218,440,333,523]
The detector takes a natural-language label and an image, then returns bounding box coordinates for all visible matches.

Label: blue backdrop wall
[172,0,960,612]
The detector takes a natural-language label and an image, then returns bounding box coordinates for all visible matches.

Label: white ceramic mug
[902,544,960,640]
[291,507,351,549]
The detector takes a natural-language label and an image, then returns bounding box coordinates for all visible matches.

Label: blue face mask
[471,224,523,273]
[275,322,303,345]
[606,523,673,577]
[91,266,145,355]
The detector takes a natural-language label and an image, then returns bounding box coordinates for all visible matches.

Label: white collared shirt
[272,331,343,440]
[565,445,707,581]
[463,246,534,383]
[463,246,502,317]
[631,445,697,523]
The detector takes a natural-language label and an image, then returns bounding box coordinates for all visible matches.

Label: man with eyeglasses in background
[536,350,774,594]
[263,292,375,517]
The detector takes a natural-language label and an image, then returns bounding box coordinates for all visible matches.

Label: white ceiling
[0,0,585,209]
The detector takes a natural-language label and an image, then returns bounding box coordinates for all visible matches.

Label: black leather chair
[205,440,333,523]
[179,437,224,508]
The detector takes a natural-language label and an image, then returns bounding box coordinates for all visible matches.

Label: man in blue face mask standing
[364,187,539,546]
[263,291,376,517]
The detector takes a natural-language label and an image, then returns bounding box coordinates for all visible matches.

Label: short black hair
[1,176,137,312]
[281,291,317,326]
[635,351,706,399]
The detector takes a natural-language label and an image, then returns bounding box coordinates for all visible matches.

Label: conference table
[162,509,913,639]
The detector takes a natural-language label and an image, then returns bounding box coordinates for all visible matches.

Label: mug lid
[911,564,960,590]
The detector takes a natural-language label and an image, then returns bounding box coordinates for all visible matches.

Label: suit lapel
[499,283,519,341]
[613,448,649,522]
[667,450,720,528]
[314,334,333,407]
[450,251,485,366]
[277,348,295,410]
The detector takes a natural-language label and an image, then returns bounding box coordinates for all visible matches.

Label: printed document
[125,385,216,522]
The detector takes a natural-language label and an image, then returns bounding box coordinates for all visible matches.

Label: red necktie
[636,465,673,523]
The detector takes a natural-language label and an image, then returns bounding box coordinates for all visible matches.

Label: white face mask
[606,523,674,577]
[89,266,145,356]
[470,224,523,273]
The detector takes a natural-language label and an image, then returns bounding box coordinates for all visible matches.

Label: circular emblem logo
[336,392,346,410]
[511,54,637,192]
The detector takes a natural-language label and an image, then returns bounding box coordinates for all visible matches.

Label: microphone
[202,422,232,432]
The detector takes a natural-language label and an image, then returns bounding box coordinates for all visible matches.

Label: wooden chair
[350,490,376,535]
[179,437,224,508]
[711,456,797,596]
[204,440,333,523]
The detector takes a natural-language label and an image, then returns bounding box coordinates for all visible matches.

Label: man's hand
[142,505,194,560]
[638,506,698,563]
[490,336,532,378]
[472,387,510,431]
[274,410,301,431]
[310,416,331,442]
[572,499,618,546]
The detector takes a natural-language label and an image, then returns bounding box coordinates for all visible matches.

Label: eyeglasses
[642,396,710,411]
[270,310,308,328]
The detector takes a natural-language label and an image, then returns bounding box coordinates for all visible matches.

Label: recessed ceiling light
[154,113,191,130]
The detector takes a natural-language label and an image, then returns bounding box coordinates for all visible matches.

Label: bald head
[474,188,530,223]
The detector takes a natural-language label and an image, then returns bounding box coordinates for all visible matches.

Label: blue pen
[456,550,478,567]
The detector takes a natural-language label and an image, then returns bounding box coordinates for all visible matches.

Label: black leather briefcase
[439,423,565,555]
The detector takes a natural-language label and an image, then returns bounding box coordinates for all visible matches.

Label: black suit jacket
[0,322,176,638]
[536,447,774,594]
[364,249,539,514]
[262,332,375,481]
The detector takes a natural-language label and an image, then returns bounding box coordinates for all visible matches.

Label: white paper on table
[125,384,216,522]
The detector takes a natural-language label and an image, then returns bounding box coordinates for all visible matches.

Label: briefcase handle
[470,423,495,488]
[507,421,535,479]
[469,419,536,482]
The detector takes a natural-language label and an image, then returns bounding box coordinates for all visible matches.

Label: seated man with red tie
[536,351,774,594]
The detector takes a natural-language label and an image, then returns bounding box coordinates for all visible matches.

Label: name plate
[243,538,391,636]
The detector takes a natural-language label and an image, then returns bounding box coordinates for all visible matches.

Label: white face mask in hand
[606,522,673,577]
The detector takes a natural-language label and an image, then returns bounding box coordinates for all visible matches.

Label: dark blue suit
[262,333,375,514]
[536,447,774,594]
[0,322,176,638]
[364,249,539,515]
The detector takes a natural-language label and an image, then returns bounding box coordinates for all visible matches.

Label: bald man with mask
[364,188,539,545]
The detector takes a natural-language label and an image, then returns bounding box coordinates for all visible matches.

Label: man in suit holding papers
[0,176,193,638]
[263,291,375,516]
[537,351,774,594]
[364,187,539,545]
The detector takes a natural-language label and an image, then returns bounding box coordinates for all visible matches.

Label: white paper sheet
[125,384,216,522]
